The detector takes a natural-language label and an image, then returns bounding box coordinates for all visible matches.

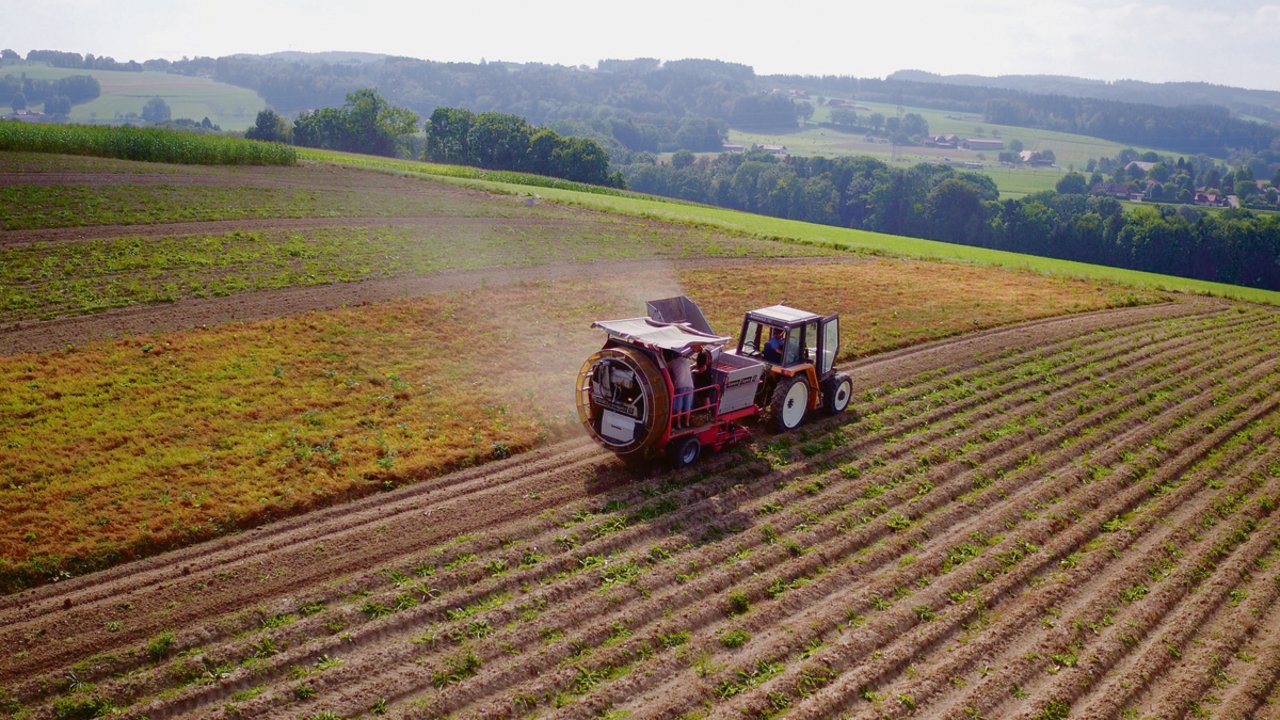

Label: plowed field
[4,297,1279,720]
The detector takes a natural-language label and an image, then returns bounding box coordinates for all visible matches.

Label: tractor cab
[734,304,851,430]
[737,305,838,375]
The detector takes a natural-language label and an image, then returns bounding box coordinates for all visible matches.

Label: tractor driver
[762,327,786,364]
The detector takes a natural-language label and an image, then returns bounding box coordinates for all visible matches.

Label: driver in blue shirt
[762,327,786,363]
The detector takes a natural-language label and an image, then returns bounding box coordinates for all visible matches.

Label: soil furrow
[1007,493,1280,720]
[1210,568,1280,720]
[0,439,610,682]
[721,333,1280,712]
[430,307,1259,712]
[873,414,1280,720]
[953,404,1280,719]
[601,312,1280,712]
[1129,525,1280,720]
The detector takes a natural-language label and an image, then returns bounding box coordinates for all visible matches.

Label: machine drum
[576,346,671,456]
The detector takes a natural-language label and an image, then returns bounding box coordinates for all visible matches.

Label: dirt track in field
[5,296,1280,719]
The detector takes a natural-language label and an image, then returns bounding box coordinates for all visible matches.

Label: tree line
[9,49,144,72]
[2,73,100,115]
[245,90,622,187]
[621,151,1280,290]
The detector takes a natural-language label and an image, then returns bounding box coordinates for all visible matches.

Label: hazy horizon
[3,0,1280,94]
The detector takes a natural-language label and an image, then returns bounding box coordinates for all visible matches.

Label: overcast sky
[4,0,1280,93]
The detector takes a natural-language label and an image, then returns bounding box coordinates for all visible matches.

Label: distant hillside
[773,73,1279,157]
[9,48,1280,159]
[0,62,266,131]
[247,51,392,65]
[888,70,1280,126]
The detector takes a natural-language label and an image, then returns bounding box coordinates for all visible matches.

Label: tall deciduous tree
[344,88,420,156]
[43,94,71,117]
[925,178,988,244]
[245,109,292,143]
[292,89,419,157]
[1055,172,1089,194]
[141,96,170,123]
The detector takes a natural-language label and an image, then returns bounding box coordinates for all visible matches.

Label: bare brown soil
[4,297,1279,719]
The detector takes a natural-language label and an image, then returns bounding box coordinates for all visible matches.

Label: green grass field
[726,97,1167,199]
[3,63,266,131]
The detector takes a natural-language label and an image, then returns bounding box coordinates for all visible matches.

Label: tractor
[575,296,852,467]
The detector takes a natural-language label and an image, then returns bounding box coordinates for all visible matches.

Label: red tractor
[575,296,852,467]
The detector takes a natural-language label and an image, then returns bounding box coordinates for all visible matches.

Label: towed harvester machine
[576,296,853,467]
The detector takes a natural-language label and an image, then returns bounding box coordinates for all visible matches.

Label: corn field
[0,122,296,166]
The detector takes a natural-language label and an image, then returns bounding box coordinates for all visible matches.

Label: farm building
[1020,150,1054,166]
[962,137,1004,150]
[1,109,47,123]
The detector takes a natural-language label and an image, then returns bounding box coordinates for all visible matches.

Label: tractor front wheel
[771,376,810,432]
[823,372,853,415]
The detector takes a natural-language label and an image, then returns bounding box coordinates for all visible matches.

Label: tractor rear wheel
[823,372,853,415]
[771,376,810,432]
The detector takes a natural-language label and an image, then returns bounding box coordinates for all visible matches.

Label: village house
[1193,190,1229,207]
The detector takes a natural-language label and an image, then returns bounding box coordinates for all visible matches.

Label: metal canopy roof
[746,304,822,325]
[591,317,731,353]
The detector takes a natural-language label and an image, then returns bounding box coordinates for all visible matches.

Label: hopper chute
[645,295,715,336]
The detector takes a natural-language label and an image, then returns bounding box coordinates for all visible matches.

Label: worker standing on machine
[669,349,695,429]
[692,344,714,415]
